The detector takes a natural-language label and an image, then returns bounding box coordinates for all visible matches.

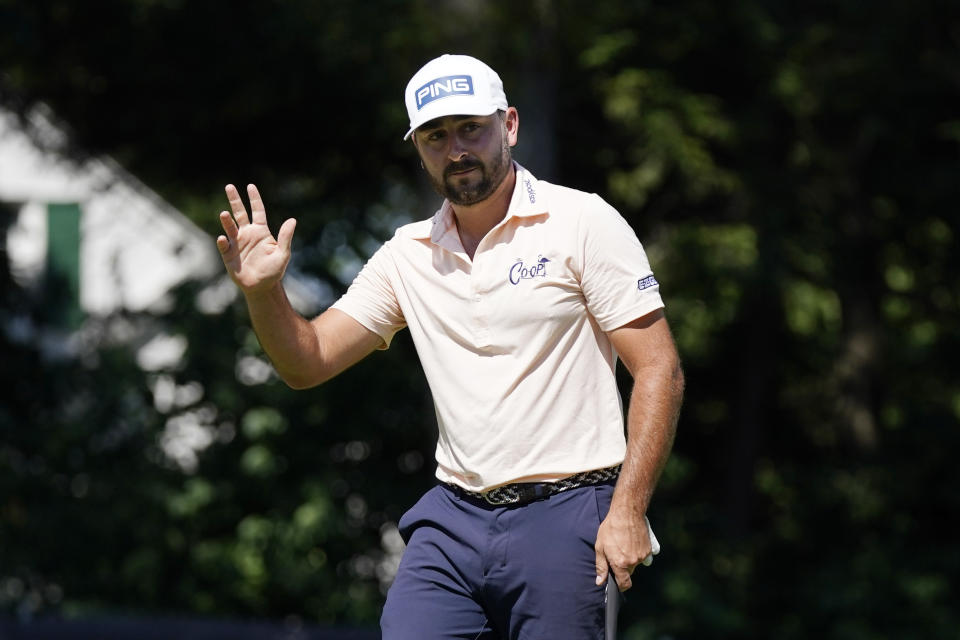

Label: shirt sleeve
[577,194,665,332]
[330,240,407,349]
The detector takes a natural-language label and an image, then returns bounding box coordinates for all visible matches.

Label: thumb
[277,218,297,254]
[595,545,609,587]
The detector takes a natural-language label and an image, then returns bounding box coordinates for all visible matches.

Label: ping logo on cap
[415,75,474,110]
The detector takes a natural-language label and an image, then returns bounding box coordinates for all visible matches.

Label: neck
[451,163,517,259]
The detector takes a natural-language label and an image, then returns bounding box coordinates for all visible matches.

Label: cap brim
[402,106,500,140]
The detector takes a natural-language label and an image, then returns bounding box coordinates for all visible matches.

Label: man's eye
[427,131,445,141]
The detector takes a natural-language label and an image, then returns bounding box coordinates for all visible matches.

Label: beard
[429,138,512,206]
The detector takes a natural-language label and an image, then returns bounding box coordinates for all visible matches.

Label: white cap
[403,54,508,140]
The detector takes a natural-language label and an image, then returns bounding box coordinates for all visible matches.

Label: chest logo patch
[509,255,550,285]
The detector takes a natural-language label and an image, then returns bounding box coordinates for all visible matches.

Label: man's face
[413,110,517,206]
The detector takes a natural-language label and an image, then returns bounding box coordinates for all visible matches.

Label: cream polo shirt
[332,165,664,492]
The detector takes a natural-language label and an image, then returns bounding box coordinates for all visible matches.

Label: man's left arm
[594,308,685,592]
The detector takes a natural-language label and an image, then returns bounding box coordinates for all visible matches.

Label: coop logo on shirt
[415,75,475,110]
[509,255,550,285]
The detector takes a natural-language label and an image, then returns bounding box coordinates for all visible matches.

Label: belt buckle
[480,483,551,506]
[516,483,552,505]
[482,487,515,506]
[516,484,539,504]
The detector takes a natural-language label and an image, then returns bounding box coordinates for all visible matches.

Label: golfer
[216,54,684,640]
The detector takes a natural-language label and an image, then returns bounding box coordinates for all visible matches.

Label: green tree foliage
[1,0,958,637]
[572,2,960,637]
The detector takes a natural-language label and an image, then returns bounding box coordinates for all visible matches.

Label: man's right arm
[218,183,381,389]
[245,284,382,388]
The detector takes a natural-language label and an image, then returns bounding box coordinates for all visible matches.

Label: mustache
[444,159,482,178]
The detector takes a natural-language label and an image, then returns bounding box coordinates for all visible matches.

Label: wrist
[610,475,652,518]
[608,495,648,520]
[243,279,285,299]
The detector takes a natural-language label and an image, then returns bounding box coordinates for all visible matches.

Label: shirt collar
[415,163,548,244]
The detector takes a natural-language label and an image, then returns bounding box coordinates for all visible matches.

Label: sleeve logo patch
[637,275,659,291]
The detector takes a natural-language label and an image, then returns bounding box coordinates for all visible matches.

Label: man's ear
[504,107,519,147]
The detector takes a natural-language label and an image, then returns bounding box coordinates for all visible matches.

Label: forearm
[243,282,323,388]
[612,356,685,516]
[596,312,684,589]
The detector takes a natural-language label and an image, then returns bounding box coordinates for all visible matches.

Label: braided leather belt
[460,464,621,506]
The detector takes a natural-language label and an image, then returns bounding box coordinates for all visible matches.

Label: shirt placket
[472,222,515,351]
[470,248,492,350]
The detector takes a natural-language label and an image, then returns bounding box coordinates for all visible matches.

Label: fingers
[594,547,609,587]
[277,217,297,254]
[612,565,633,592]
[247,184,267,225]
[596,554,634,591]
[595,515,660,592]
[219,210,238,237]
[217,211,239,254]
[224,183,269,227]
[596,537,643,592]
[225,184,250,226]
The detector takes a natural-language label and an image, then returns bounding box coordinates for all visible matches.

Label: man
[216,54,684,639]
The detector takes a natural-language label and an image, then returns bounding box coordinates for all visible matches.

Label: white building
[0,103,323,332]
[1,102,330,472]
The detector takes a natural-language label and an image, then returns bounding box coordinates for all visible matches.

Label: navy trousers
[380,480,615,639]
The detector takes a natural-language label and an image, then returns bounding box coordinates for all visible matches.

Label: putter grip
[605,576,619,640]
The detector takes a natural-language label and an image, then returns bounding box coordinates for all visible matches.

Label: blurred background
[1,1,958,638]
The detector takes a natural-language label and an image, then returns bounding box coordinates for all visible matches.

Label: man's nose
[447,136,468,161]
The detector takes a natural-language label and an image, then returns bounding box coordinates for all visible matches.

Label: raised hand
[216,184,297,294]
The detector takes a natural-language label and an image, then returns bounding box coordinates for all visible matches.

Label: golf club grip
[605,576,619,640]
